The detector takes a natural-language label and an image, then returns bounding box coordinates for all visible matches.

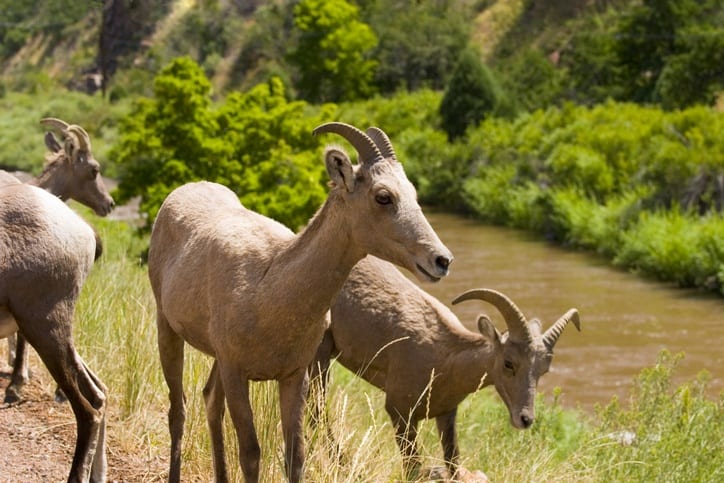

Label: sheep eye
[504,360,515,371]
[375,191,392,205]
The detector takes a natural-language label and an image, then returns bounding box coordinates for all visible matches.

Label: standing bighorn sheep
[3,117,114,404]
[0,182,107,482]
[311,256,580,480]
[148,122,452,482]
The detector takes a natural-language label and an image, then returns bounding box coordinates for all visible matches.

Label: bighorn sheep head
[313,122,452,282]
[453,288,580,429]
[40,118,114,216]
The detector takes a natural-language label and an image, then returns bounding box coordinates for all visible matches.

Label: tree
[440,49,504,141]
[287,0,378,103]
[361,0,470,93]
[113,57,333,230]
[614,0,716,104]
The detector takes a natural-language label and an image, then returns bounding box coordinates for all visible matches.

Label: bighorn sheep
[3,117,114,404]
[311,256,580,480]
[0,183,107,482]
[148,123,452,482]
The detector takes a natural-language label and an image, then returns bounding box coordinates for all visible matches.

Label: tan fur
[311,256,580,479]
[0,183,107,482]
[149,124,452,483]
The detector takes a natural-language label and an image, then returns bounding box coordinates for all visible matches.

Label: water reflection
[415,211,723,411]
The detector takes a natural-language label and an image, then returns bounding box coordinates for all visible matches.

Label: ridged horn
[313,122,383,166]
[366,126,397,161]
[452,288,531,341]
[66,125,91,151]
[543,309,580,350]
[40,117,70,132]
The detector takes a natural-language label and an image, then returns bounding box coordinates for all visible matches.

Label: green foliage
[288,0,378,102]
[584,351,723,482]
[459,101,724,293]
[440,49,505,141]
[615,209,724,290]
[112,57,334,230]
[361,0,471,93]
[0,0,98,60]
[498,47,565,112]
[654,22,724,109]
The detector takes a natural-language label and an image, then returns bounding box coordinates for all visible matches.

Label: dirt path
[0,364,166,482]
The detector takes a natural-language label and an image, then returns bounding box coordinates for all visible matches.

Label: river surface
[416,211,723,412]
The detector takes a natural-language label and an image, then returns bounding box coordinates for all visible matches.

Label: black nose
[435,255,451,271]
[521,414,533,428]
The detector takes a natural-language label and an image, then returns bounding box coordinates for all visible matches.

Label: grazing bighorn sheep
[3,117,114,404]
[310,256,580,480]
[0,182,107,482]
[148,122,452,482]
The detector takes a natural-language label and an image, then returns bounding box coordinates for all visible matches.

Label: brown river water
[415,211,723,412]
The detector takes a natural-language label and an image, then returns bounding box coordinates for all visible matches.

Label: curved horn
[452,288,531,341]
[543,309,580,350]
[40,117,70,132]
[66,125,91,151]
[313,122,383,166]
[365,126,397,161]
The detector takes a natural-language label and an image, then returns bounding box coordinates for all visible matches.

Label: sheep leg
[387,407,421,479]
[308,330,333,426]
[82,359,109,482]
[203,360,229,482]
[218,359,260,482]
[308,330,344,463]
[278,368,308,483]
[21,316,107,482]
[6,333,16,367]
[4,332,30,403]
[436,408,461,477]
[157,312,187,483]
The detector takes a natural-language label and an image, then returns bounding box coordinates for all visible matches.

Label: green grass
[35,213,717,482]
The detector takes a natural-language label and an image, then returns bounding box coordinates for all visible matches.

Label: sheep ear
[44,132,62,153]
[325,147,355,192]
[477,314,501,343]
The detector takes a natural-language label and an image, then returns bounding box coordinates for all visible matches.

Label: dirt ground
[0,362,166,482]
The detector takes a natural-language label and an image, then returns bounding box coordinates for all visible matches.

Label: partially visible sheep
[311,256,580,480]
[3,117,114,404]
[0,182,107,482]
[149,123,452,482]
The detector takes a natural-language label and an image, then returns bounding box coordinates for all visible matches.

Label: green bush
[112,57,334,230]
[615,210,724,290]
[584,351,722,482]
[458,101,724,293]
[440,48,505,141]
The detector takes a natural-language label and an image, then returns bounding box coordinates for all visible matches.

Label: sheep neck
[445,335,495,393]
[264,191,365,323]
[32,160,67,200]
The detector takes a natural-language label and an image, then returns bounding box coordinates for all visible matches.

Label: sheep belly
[0,306,18,338]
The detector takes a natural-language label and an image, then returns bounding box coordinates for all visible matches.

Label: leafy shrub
[112,57,334,230]
[615,210,724,290]
[458,101,724,293]
[440,49,505,141]
[362,0,470,93]
[586,351,722,482]
[287,0,378,103]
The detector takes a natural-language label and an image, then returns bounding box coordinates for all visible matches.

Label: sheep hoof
[3,386,22,404]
